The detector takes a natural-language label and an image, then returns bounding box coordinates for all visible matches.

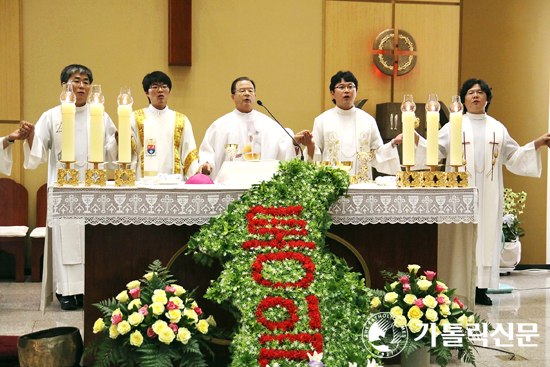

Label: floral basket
[83,260,218,367]
[370,265,493,367]
[502,188,527,242]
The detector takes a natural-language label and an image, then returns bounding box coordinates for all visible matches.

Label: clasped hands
[6,121,34,142]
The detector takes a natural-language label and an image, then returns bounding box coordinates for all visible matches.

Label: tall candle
[426,111,439,166]
[449,112,463,165]
[61,102,75,162]
[118,105,132,163]
[402,111,415,166]
[89,103,104,162]
[143,119,158,176]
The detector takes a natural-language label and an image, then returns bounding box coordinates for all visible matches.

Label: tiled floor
[1,269,549,366]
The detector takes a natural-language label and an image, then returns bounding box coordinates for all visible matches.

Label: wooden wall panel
[324,1,392,116]
[393,3,460,107]
[0,0,21,122]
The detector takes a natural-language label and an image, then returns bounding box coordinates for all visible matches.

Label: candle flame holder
[57,161,79,186]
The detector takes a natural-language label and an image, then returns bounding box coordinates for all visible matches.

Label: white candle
[402,111,415,166]
[143,119,158,176]
[449,112,463,165]
[61,102,75,162]
[426,111,439,166]
[89,104,104,162]
[117,105,132,163]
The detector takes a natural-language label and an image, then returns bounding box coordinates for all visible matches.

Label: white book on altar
[215,160,280,186]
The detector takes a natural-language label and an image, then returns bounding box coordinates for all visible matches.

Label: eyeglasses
[236,88,255,94]
[335,84,356,91]
[69,79,90,86]
[149,84,170,91]
[467,90,485,96]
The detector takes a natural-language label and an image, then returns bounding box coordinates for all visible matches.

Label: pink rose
[129,287,141,299]
[147,327,156,338]
[435,284,446,293]
[436,296,446,305]
[414,298,424,308]
[166,301,178,311]
[398,275,409,285]
[138,305,149,316]
[165,285,176,294]
[453,297,464,308]
[403,283,411,292]
[168,323,178,333]
[111,314,122,325]
[424,271,436,281]
[194,307,203,316]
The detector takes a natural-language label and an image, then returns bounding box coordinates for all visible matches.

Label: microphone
[257,100,304,161]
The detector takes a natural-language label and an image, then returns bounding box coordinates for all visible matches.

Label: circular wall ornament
[373,29,417,76]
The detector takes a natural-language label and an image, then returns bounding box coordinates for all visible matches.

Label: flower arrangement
[83,260,218,367]
[502,188,527,242]
[370,265,492,367]
[188,160,381,367]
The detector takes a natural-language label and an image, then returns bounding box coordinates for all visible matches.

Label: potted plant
[501,188,527,271]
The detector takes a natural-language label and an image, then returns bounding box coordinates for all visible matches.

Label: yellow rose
[116,290,129,303]
[467,315,476,324]
[407,318,424,333]
[197,319,209,334]
[191,301,198,309]
[451,302,461,309]
[117,320,131,335]
[130,330,143,347]
[144,271,157,281]
[128,312,145,326]
[440,294,451,305]
[128,299,142,311]
[158,328,175,344]
[394,315,407,328]
[370,297,382,309]
[152,292,168,305]
[436,281,448,291]
[439,304,451,317]
[457,314,468,328]
[165,309,182,323]
[403,294,417,305]
[407,264,421,274]
[407,306,423,320]
[184,308,198,322]
[423,295,438,309]
[152,320,167,334]
[112,308,122,317]
[429,325,441,337]
[126,280,140,290]
[390,281,399,290]
[390,306,403,318]
[177,327,191,344]
[384,292,399,304]
[169,296,184,309]
[172,284,186,297]
[425,308,439,322]
[417,279,432,291]
[109,324,119,339]
[93,318,105,333]
[152,302,165,316]
[439,318,450,328]
[206,315,217,327]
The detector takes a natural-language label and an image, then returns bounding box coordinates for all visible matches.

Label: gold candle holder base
[421,165,446,187]
[115,162,136,187]
[446,165,469,187]
[396,166,421,187]
[57,161,79,186]
[85,162,106,187]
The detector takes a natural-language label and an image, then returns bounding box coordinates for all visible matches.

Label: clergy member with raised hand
[130,71,199,180]
[0,123,34,175]
[296,70,402,175]
[197,77,296,180]
[23,64,118,311]
[417,78,550,305]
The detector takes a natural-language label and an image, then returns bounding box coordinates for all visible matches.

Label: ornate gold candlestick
[57,161,79,186]
[115,161,136,187]
[420,165,446,187]
[446,164,469,187]
[85,162,107,187]
[396,165,421,187]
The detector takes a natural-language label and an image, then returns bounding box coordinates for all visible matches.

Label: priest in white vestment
[23,65,118,311]
[417,79,550,306]
[296,71,402,175]
[1,126,33,175]
[130,71,199,180]
[198,77,296,180]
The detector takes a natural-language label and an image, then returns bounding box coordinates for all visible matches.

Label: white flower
[366,359,380,367]
[307,351,323,362]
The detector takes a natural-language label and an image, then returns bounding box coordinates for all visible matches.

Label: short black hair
[460,78,492,113]
[330,70,358,104]
[142,71,172,93]
[60,64,93,85]
[231,77,255,94]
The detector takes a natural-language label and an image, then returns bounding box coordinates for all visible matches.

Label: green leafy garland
[188,160,380,366]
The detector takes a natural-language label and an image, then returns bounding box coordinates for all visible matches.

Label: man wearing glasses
[198,77,295,180]
[130,71,199,180]
[297,70,402,175]
[22,64,118,310]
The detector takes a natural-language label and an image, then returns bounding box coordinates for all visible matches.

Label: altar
[46,182,478,348]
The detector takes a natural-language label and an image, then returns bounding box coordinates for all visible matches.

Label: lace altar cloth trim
[47,184,478,226]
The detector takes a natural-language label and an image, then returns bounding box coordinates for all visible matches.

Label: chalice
[224,144,239,161]
[357,150,375,183]
[338,161,353,172]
